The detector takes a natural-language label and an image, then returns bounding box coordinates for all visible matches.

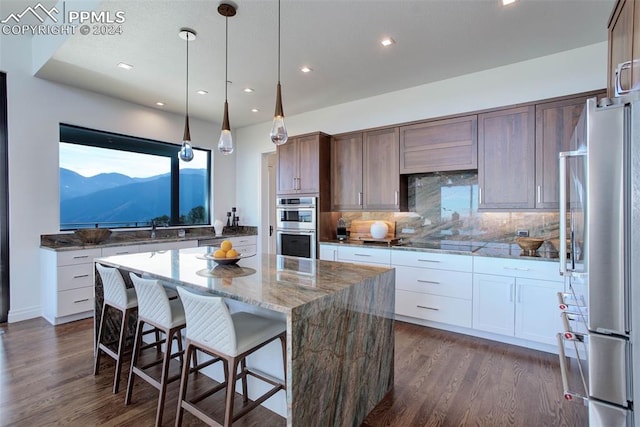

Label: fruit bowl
[75,228,112,244]
[201,252,253,265]
[516,237,544,255]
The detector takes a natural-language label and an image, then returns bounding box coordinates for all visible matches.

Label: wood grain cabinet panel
[608,0,636,96]
[478,106,536,210]
[276,132,330,198]
[399,115,477,174]
[331,132,363,211]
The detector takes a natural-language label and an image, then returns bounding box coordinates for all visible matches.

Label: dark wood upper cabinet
[331,128,405,211]
[399,115,477,174]
[478,106,536,210]
[331,132,364,211]
[535,93,604,209]
[608,0,639,96]
[276,132,330,200]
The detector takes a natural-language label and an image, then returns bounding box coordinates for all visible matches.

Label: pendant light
[218,3,236,155]
[178,28,196,162]
[270,0,288,145]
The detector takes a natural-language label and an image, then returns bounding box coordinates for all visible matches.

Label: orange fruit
[226,249,239,258]
[220,240,233,251]
[213,249,227,258]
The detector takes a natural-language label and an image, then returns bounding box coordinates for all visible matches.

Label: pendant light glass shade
[271,0,288,145]
[218,3,236,155]
[178,28,196,162]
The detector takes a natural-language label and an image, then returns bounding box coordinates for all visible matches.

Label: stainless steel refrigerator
[556,94,639,426]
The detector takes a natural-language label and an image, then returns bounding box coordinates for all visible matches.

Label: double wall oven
[276,197,317,259]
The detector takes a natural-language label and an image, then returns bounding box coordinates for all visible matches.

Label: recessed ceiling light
[300,66,313,73]
[502,0,516,5]
[380,37,395,47]
[251,108,259,113]
[196,90,208,95]
[155,102,165,107]
[243,88,254,93]
[117,62,133,70]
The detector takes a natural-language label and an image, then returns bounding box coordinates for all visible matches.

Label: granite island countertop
[40,226,257,251]
[320,238,560,261]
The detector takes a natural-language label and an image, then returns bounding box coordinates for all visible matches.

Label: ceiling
[28,0,614,128]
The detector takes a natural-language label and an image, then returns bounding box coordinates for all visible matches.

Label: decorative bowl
[201,252,254,265]
[75,228,112,244]
[516,237,544,255]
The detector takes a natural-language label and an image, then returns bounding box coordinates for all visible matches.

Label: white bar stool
[175,286,287,427]
[94,264,138,394]
[125,273,187,427]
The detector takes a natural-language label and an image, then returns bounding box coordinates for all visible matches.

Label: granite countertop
[96,248,393,314]
[40,226,257,251]
[320,238,560,261]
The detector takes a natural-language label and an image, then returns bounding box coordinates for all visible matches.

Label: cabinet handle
[73,274,89,279]
[479,187,482,204]
[354,253,371,257]
[517,284,522,303]
[537,185,541,204]
[417,305,439,311]
[418,259,440,263]
[615,61,632,96]
[510,283,514,302]
[417,279,440,285]
[358,192,363,206]
[503,266,531,271]
[74,298,90,304]
[297,177,301,190]
[72,255,89,259]
[394,191,398,205]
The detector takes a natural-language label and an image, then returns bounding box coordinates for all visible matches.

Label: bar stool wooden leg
[240,358,249,404]
[224,357,240,427]
[93,303,108,376]
[175,342,193,427]
[125,319,145,406]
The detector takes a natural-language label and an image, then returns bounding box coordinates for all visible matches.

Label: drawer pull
[503,266,531,271]
[417,279,440,285]
[354,253,371,257]
[418,259,440,263]
[73,298,90,304]
[72,255,89,259]
[73,274,90,279]
[417,305,439,311]
[115,251,130,255]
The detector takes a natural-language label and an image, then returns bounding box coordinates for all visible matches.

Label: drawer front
[228,236,257,247]
[57,248,102,266]
[338,246,391,265]
[57,287,94,317]
[57,264,94,291]
[101,245,139,257]
[396,289,472,328]
[234,244,257,255]
[391,250,472,272]
[396,266,472,299]
[474,256,560,281]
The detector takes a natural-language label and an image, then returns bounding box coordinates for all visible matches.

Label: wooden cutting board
[349,220,395,241]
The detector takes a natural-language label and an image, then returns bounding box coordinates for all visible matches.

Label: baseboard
[7,304,42,323]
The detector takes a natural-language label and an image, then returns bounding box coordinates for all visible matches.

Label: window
[59,124,210,230]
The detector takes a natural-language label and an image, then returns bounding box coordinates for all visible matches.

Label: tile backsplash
[330,171,559,245]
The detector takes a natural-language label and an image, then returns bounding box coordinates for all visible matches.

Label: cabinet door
[478,106,535,210]
[608,0,635,96]
[515,278,564,345]
[318,244,337,261]
[363,128,400,210]
[331,133,363,211]
[276,137,299,195]
[535,96,592,209]
[472,273,515,336]
[400,115,477,174]
[296,134,320,194]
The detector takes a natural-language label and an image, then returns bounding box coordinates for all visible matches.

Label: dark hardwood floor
[0,318,587,426]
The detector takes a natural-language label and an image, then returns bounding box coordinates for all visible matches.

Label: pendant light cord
[185,32,189,117]
[277,0,281,83]
[225,16,228,101]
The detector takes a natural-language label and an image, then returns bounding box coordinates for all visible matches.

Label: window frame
[59,123,211,230]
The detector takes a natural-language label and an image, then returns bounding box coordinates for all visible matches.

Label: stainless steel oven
[276,197,317,258]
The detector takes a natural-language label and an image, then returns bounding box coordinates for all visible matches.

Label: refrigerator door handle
[559,150,586,276]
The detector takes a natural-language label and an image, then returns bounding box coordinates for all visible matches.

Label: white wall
[1,33,232,322]
[235,42,608,228]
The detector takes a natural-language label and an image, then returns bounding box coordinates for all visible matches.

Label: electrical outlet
[517,229,529,237]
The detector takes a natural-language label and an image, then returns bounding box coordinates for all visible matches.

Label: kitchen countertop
[40,226,257,251]
[320,239,560,261]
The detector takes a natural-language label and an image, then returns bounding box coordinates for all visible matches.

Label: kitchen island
[94,247,395,426]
